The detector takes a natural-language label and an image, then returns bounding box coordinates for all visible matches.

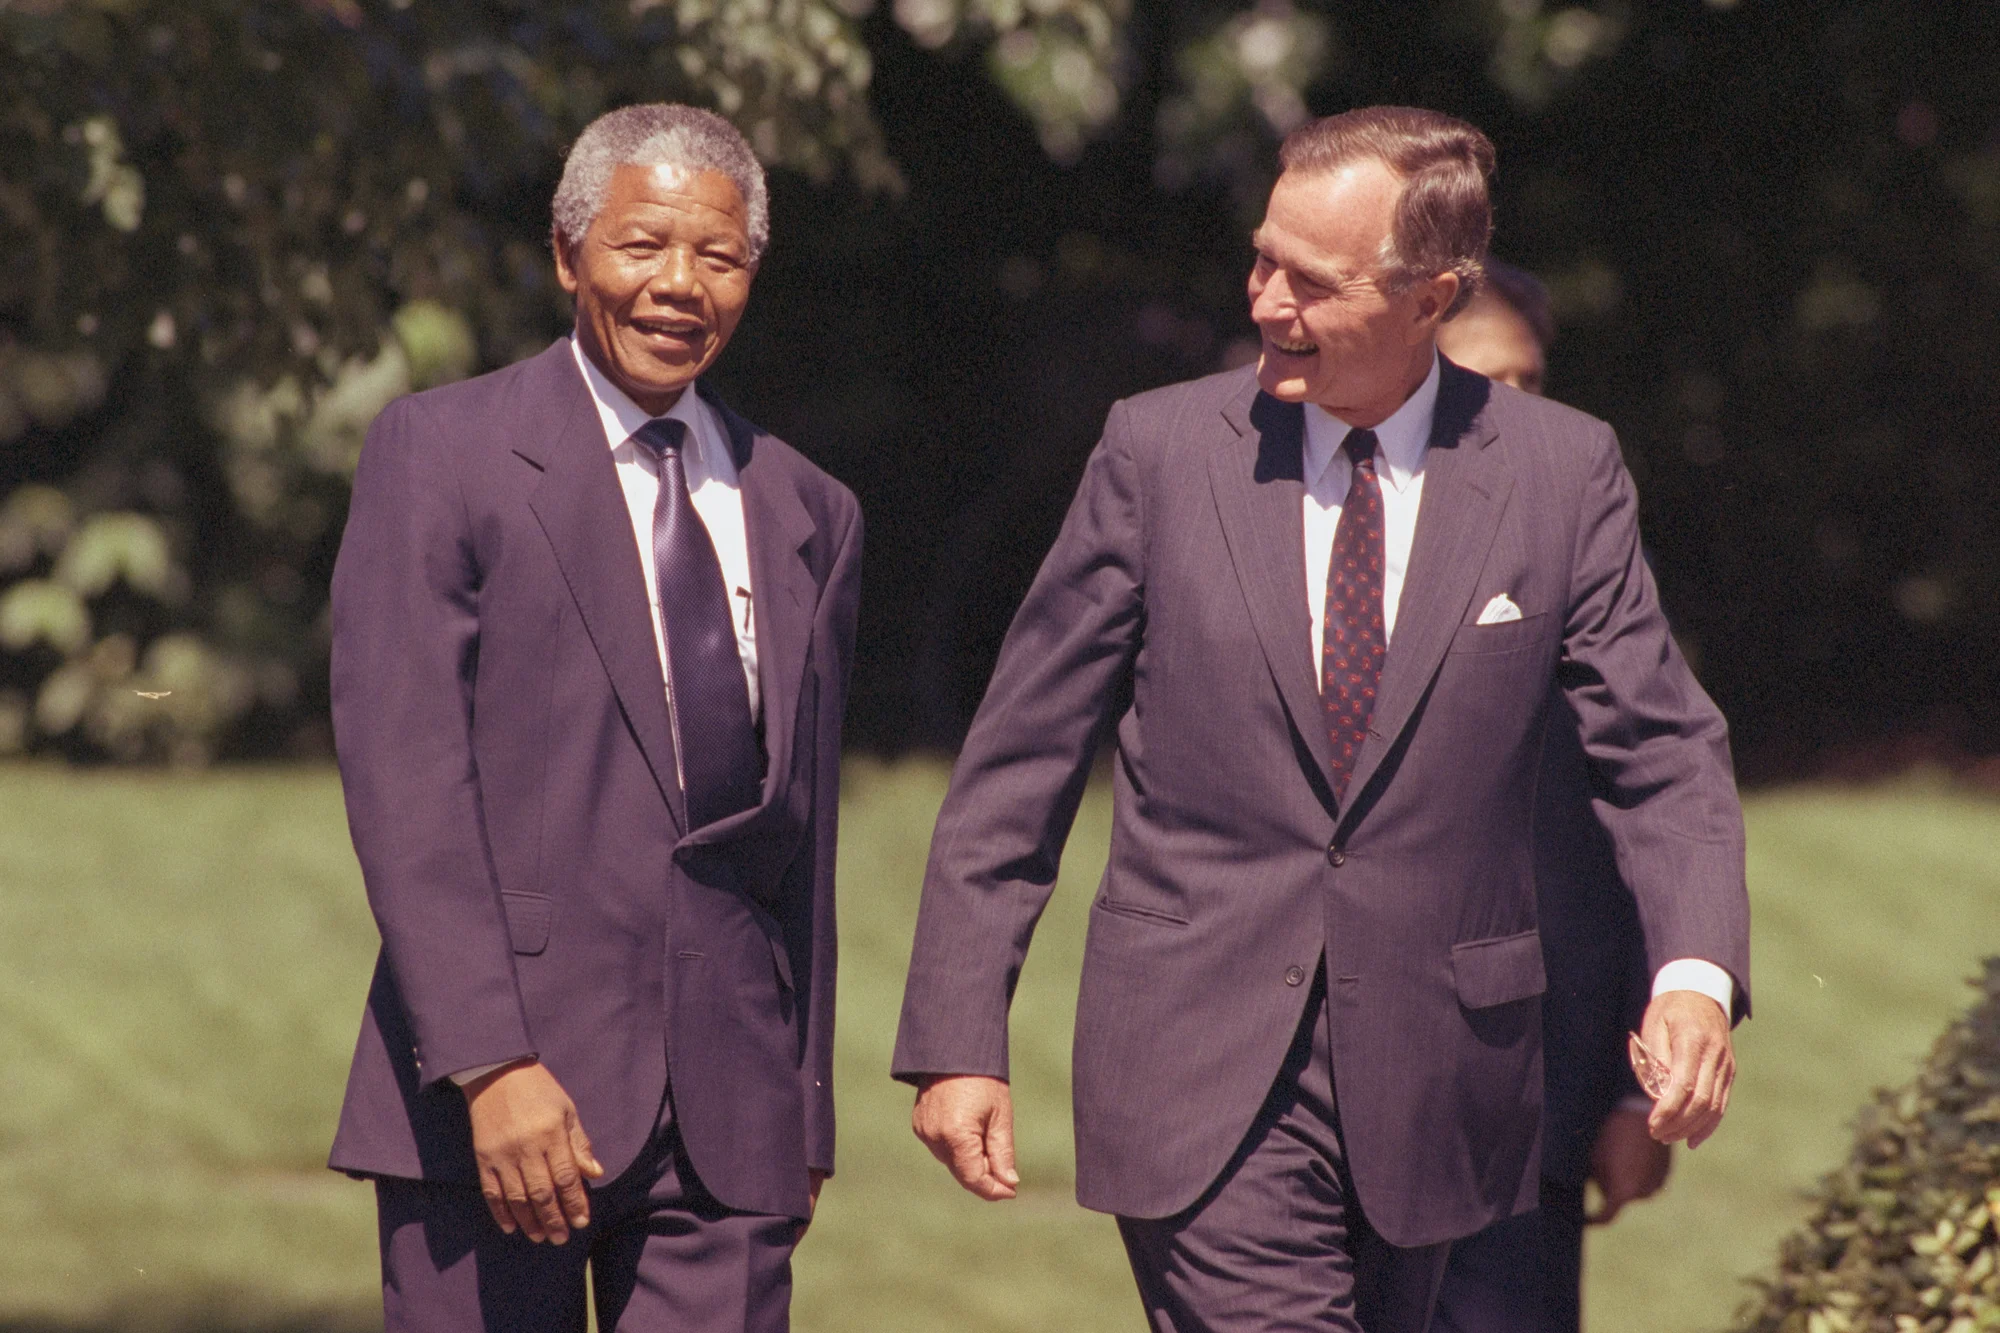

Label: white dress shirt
[570,338,759,720]
[1303,353,1735,1022]
[1303,355,1439,662]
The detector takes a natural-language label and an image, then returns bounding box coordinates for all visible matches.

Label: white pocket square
[1475,593,1523,625]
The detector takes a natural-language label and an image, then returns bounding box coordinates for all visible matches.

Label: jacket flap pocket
[1451,929,1546,1008]
[1094,897,1191,928]
[501,892,552,956]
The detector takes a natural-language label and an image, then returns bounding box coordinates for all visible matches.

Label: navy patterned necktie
[631,417,762,828]
[1322,427,1386,805]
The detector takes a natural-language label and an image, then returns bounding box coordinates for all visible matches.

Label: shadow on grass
[0,1303,377,1333]
[0,1326,372,1333]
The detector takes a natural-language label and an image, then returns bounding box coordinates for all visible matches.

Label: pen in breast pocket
[734,587,753,632]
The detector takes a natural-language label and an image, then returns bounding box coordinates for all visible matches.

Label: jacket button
[1285,965,1305,987]
[1326,844,1345,867]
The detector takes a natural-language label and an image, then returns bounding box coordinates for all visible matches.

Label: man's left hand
[1638,989,1734,1148]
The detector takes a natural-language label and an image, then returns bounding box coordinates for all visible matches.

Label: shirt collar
[1302,352,1442,495]
[568,336,734,484]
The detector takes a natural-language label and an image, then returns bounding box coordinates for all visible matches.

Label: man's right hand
[463,1060,606,1244]
[911,1074,1020,1201]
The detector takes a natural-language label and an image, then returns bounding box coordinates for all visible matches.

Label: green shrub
[1733,959,2000,1333]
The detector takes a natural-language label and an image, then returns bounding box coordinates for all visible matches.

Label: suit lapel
[518,344,687,834]
[674,386,818,850]
[1340,362,1511,812]
[720,388,815,813]
[1210,380,1341,794]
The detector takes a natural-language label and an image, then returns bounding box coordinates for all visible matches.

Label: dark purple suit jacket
[327,341,861,1221]
[893,360,1747,1247]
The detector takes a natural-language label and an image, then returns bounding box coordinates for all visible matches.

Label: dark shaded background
[3,0,1996,779]
[725,0,2000,776]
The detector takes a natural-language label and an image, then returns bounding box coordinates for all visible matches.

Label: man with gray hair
[896,106,1746,1331]
[327,102,861,1332]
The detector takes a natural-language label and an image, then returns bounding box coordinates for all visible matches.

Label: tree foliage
[0,0,1994,764]
[0,0,905,759]
[0,0,1399,760]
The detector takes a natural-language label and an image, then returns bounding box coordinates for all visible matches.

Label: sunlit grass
[2,761,1995,1331]
[1583,777,2000,1332]
[0,764,380,1329]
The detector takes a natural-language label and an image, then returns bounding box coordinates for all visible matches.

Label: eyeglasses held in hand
[1628,1030,1670,1100]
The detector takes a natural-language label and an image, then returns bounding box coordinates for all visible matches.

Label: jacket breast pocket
[501,891,552,956]
[1447,611,1548,656]
[1451,929,1546,1008]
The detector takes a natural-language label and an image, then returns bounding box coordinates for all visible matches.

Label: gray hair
[551,103,770,261]
[1280,106,1495,320]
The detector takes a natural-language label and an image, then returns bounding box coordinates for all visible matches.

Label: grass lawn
[2,759,1995,1331]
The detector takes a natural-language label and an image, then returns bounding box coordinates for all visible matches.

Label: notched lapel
[1341,365,1512,811]
[1210,383,1340,794]
[523,352,688,833]
[677,387,819,851]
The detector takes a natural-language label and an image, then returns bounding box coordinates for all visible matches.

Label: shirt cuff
[1651,958,1734,1015]
[448,1060,517,1088]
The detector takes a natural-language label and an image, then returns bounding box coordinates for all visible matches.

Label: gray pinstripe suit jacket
[893,359,1747,1247]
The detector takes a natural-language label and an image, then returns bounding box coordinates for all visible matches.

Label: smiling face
[554,162,756,415]
[1248,160,1458,427]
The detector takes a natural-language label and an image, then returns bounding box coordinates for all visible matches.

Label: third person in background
[1431,264,1674,1333]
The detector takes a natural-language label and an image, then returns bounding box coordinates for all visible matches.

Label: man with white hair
[895,107,1746,1332]
[326,103,862,1332]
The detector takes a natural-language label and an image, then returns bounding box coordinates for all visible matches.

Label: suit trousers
[375,1089,802,1333]
[1428,1177,1586,1333]
[1117,973,1453,1333]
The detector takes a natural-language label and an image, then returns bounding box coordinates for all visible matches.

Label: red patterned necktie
[1322,427,1385,805]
